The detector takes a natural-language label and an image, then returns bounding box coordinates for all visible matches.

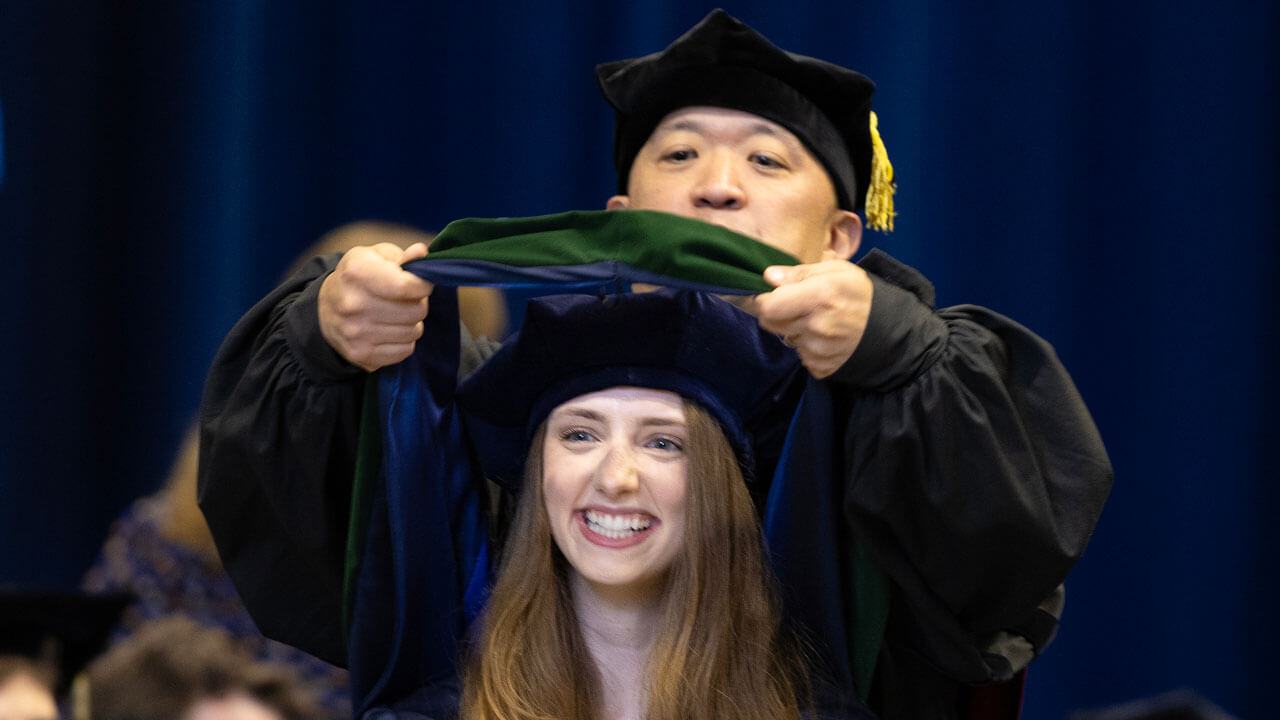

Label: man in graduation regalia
[198,10,1112,719]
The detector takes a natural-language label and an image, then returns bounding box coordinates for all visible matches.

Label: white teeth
[584,510,652,537]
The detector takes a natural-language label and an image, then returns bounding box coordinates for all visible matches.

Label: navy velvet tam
[596,9,876,212]
[455,290,801,489]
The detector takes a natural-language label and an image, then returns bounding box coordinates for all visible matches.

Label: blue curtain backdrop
[1,1,1275,717]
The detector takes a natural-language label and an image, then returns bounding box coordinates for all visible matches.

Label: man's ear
[606,195,631,211]
[826,209,862,260]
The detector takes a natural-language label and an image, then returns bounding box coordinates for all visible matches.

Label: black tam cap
[597,9,885,218]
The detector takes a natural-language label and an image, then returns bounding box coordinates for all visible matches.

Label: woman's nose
[595,444,640,496]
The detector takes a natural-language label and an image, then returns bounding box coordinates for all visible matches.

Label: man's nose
[692,152,745,210]
[595,443,640,496]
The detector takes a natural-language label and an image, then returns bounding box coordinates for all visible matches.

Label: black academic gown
[198,248,1111,720]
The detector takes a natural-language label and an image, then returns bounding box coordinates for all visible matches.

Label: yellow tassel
[866,111,897,233]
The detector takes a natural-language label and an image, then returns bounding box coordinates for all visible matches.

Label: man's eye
[664,149,696,162]
[750,153,785,169]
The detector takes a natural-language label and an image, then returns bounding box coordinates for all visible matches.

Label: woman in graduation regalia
[336,216,874,718]
[356,287,876,720]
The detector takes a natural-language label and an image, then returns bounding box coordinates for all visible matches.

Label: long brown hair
[461,401,802,720]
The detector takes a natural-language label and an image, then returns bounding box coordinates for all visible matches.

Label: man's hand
[317,242,433,372]
[742,250,873,379]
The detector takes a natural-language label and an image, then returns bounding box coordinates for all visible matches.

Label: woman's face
[542,387,688,598]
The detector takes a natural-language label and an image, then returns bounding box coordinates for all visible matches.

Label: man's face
[608,106,861,264]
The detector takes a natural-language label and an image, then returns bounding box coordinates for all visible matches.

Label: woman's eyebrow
[639,417,685,428]
[557,408,605,422]
[554,408,684,427]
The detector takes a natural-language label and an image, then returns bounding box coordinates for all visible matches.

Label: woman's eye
[561,429,595,443]
[647,436,684,452]
[664,149,696,162]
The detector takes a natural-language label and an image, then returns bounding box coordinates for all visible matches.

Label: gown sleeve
[196,255,368,667]
[832,251,1112,692]
[196,257,501,669]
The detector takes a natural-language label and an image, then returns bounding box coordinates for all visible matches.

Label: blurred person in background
[0,658,56,720]
[0,591,127,720]
[86,616,321,720]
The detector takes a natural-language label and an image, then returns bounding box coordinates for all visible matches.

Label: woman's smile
[578,508,659,547]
